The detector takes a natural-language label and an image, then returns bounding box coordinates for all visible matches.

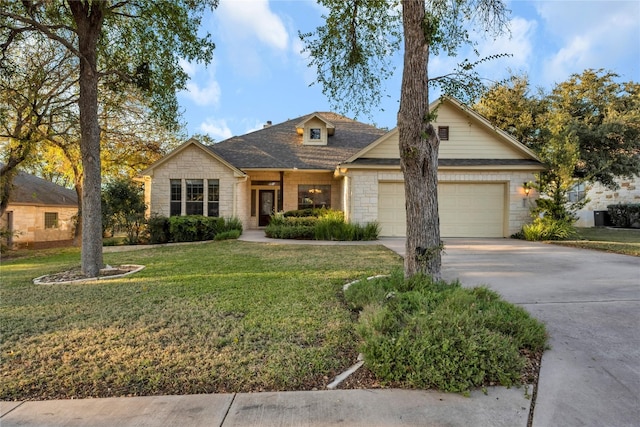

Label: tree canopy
[476,69,640,190]
[1,0,217,275]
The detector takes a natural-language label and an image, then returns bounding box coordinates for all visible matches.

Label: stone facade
[2,204,77,248]
[576,177,640,227]
[144,144,246,221]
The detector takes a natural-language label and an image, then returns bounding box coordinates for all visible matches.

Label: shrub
[169,216,201,242]
[521,217,578,241]
[345,274,548,393]
[160,215,243,243]
[214,229,241,240]
[101,178,146,244]
[267,209,379,241]
[147,215,170,244]
[607,204,640,228]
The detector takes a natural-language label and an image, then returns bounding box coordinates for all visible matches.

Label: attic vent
[438,126,449,141]
[263,121,272,128]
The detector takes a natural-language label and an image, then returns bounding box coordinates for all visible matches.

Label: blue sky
[177,0,640,141]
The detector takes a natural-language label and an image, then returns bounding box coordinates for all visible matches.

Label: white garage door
[378,182,505,237]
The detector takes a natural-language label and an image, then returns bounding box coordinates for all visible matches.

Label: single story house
[139,97,544,237]
[1,169,78,248]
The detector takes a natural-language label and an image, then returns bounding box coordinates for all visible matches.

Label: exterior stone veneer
[346,170,537,237]
[576,177,640,227]
[145,145,245,221]
[2,204,77,247]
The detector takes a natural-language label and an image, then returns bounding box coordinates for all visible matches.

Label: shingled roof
[6,168,77,207]
[208,112,386,170]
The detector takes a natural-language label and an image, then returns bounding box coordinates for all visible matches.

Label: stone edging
[33,265,145,285]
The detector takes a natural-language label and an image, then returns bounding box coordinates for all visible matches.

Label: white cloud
[533,1,640,84]
[199,118,233,141]
[217,0,289,51]
[179,59,221,107]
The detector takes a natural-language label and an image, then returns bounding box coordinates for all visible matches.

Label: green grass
[0,241,401,400]
[551,227,640,256]
[344,271,548,394]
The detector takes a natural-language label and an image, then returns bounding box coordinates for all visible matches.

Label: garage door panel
[378,182,505,237]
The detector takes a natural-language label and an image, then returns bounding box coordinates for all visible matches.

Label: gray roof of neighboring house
[208,112,386,170]
[7,168,78,206]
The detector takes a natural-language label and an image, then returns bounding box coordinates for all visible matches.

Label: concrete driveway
[431,239,640,427]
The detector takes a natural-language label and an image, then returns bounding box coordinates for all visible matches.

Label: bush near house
[146,215,242,243]
[516,216,578,241]
[607,204,640,228]
[344,271,548,393]
[265,209,380,241]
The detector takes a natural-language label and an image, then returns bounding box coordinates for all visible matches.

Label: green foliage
[345,274,547,393]
[146,215,243,243]
[146,214,170,244]
[266,210,379,241]
[101,178,146,244]
[214,229,241,241]
[477,70,640,190]
[607,204,640,228]
[167,216,241,243]
[300,0,509,119]
[283,207,334,218]
[520,217,578,241]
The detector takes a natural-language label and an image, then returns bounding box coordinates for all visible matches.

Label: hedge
[607,204,640,228]
[147,215,242,243]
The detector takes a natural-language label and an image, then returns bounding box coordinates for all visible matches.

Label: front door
[259,190,275,226]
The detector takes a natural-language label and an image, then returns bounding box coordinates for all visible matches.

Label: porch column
[278,171,284,212]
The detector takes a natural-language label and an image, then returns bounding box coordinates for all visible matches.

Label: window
[438,126,449,140]
[44,212,58,229]
[185,179,204,215]
[208,179,219,217]
[568,183,586,203]
[310,128,321,140]
[298,185,331,210]
[170,179,182,216]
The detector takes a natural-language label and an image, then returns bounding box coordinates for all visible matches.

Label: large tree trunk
[73,179,82,247]
[70,2,104,277]
[398,0,442,279]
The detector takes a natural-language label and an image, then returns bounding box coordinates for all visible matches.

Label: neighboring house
[139,97,544,237]
[1,169,78,248]
[574,178,640,227]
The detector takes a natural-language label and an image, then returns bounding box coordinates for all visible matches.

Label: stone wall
[576,177,640,227]
[2,204,77,247]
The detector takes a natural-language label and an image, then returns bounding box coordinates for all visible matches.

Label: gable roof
[209,112,385,170]
[5,167,78,207]
[295,113,336,136]
[343,97,542,168]
[140,138,246,177]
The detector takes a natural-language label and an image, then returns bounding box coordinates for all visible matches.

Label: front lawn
[1,241,401,400]
[551,227,640,256]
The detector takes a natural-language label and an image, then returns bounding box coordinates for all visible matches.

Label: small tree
[101,178,146,244]
[533,111,586,223]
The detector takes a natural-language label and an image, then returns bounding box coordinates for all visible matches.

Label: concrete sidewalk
[4,232,638,426]
[0,388,531,427]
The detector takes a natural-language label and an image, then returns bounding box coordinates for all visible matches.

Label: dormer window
[310,128,321,140]
[296,114,335,146]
